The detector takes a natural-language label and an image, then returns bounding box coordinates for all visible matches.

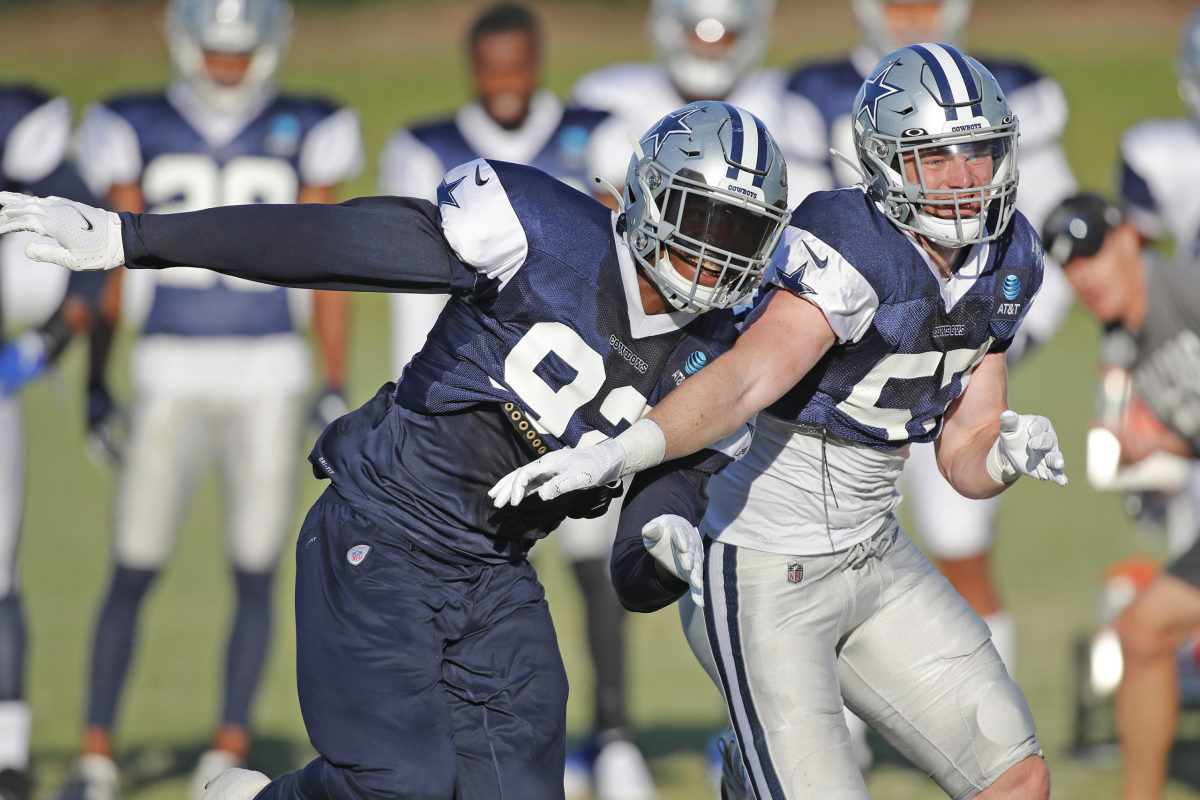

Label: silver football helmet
[622,101,790,313]
[166,0,293,113]
[851,0,972,55]
[1178,7,1200,118]
[649,0,774,101]
[852,42,1019,247]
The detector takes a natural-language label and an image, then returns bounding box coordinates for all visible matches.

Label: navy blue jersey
[406,106,609,192]
[91,91,354,338]
[763,188,1043,449]
[122,159,742,563]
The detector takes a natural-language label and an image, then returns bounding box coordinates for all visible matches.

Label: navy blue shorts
[257,488,568,800]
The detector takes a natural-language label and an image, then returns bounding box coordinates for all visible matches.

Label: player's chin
[484,95,528,128]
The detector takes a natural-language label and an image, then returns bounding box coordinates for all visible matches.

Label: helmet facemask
[166,0,293,114]
[862,121,1018,247]
[649,0,774,100]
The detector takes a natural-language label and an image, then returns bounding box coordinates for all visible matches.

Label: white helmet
[649,0,774,100]
[166,0,293,113]
[853,43,1019,247]
[850,0,972,55]
[1178,6,1200,118]
[622,102,790,313]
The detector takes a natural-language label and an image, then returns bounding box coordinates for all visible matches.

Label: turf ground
[1,0,1199,797]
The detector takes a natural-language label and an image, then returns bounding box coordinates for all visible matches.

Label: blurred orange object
[1122,395,1170,439]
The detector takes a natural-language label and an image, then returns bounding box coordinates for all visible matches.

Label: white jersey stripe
[704,541,783,799]
[732,104,761,189]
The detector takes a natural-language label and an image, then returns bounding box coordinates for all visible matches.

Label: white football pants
[696,522,1040,800]
[113,384,305,573]
[0,395,23,597]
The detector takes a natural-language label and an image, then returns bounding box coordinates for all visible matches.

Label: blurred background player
[379,1,611,375]
[572,0,804,208]
[779,4,1078,760]
[1104,3,1200,565]
[0,83,111,800]
[377,6,655,798]
[1043,191,1200,800]
[56,1,364,798]
[1046,10,1200,797]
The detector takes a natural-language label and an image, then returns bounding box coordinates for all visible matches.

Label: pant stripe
[705,540,786,799]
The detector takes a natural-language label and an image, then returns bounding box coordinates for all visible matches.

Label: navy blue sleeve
[121,196,476,295]
[610,459,710,613]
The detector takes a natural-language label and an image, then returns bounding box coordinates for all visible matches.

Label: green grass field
[3,0,1200,797]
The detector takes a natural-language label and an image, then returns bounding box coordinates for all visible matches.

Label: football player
[493,44,1066,800]
[54,1,364,798]
[572,0,805,208]
[782,0,1078,694]
[1047,9,1200,796]
[0,102,791,800]
[0,84,110,800]
[1044,191,1200,800]
[377,7,649,798]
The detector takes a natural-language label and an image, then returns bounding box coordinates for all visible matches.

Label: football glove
[489,418,666,508]
[641,514,705,608]
[0,331,49,397]
[0,192,124,272]
[310,385,349,429]
[86,382,124,467]
[986,409,1068,486]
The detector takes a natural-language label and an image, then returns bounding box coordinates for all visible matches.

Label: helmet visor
[665,190,780,262]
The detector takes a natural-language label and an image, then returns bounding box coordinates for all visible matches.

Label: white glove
[0,192,124,271]
[489,418,666,507]
[489,438,626,508]
[986,409,1068,486]
[641,514,705,608]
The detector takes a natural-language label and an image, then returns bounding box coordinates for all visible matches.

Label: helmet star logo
[860,60,904,130]
[640,105,703,159]
[437,174,467,209]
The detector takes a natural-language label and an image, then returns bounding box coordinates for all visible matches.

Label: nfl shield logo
[346,544,371,566]
[787,562,804,584]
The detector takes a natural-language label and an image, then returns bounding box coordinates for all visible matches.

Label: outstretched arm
[0,192,472,295]
[648,289,835,461]
[490,289,837,506]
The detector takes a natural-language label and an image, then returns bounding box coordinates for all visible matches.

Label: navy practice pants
[257,489,568,800]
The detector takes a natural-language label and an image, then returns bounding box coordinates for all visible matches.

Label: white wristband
[614,418,667,477]
[986,437,1019,484]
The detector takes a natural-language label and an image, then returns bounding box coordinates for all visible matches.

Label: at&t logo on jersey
[346,544,371,566]
[992,269,1028,321]
[673,350,710,385]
